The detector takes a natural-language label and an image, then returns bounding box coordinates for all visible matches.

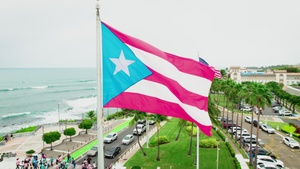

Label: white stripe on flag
[129,46,212,97]
[125,79,212,126]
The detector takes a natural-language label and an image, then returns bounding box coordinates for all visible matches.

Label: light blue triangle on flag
[102,23,152,105]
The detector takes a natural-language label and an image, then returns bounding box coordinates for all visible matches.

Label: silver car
[122,134,134,145]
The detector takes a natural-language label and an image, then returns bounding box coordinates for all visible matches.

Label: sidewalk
[0,119,125,169]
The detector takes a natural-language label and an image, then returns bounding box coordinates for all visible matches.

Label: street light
[58,103,60,132]
[217,145,220,169]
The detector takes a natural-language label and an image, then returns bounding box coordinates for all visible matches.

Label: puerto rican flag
[102,22,215,136]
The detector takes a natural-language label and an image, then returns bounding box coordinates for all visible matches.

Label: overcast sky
[1,0,299,68]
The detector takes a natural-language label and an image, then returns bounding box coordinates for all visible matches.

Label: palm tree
[238,85,248,147]
[187,122,195,155]
[251,83,272,168]
[129,110,147,156]
[86,110,96,120]
[150,114,169,161]
[246,83,272,167]
[175,119,187,141]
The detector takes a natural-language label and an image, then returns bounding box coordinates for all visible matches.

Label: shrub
[226,142,235,157]
[186,126,197,136]
[26,150,35,154]
[233,157,241,169]
[199,138,220,148]
[131,166,142,169]
[14,126,38,134]
[149,136,170,147]
[281,125,296,134]
[0,136,3,141]
[216,130,226,141]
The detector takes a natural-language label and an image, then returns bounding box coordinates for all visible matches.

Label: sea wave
[47,87,96,94]
[78,80,96,83]
[0,86,50,92]
[1,111,31,119]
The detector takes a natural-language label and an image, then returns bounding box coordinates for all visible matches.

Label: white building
[229,66,300,86]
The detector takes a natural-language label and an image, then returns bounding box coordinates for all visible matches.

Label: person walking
[50,157,54,166]
[16,158,20,169]
[71,158,76,169]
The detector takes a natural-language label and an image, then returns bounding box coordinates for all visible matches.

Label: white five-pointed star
[109,50,135,76]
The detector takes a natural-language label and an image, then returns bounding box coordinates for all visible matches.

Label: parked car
[122,134,134,145]
[244,143,261,152]
[283,137,300,148]
[261,124,276,134]
[253,119,262,127]
[87,145,98,157]
[222,120,237,129]
[104,146,121,158]
[228,126,244,134]
[218,117,227,122]
[240,106,252,112]
[245,116,252,123]
[133,124,146,135]
[279,110,293,116]
[255,155,284,169]
[104,132,118,143]
[251,148,276,158]
[236,132,250,140]
[256,163,280,169]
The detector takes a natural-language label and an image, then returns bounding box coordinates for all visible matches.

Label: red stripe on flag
[104,92,212,136]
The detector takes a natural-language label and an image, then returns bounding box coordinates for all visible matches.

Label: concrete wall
[285,86,300,96]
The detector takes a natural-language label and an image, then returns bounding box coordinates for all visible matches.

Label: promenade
[0,119,126,169]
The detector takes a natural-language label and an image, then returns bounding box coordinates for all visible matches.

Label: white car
[279,110,293,116]
[245,116,252,123]
[283,137,300,148]
[256,155,284,169]
[240,107,252,112]
[236,132,250,140]
[122,134,134,145]
[133,124,146,135]
[261,124,275,134]
[104,132,118,143]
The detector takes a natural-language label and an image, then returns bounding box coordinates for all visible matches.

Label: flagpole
[96,1,105,169]
[196,127,199,169]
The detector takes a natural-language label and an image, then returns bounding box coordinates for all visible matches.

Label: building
[229,66,300,86]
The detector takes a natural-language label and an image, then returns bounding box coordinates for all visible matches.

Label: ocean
[0,68,117,136]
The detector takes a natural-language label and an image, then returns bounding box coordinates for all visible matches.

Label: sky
[0,0,300,68]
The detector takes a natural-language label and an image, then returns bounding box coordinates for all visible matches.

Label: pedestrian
[58,155,63,163]
[93,161,96,169]
[5,134,8,142]
[16,158,20,169]
[20,161,24,169]
[71,158,76,169]
[11,133,14,139]
[50,157,54,166]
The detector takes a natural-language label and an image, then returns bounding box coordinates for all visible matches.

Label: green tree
[78,119,93,134]
[220,69,226,78]
[247,82,272,166]
[175,119,187,141]
[129,110,147,156]
[86,110,96,121]
[42,131,61,150]
[150,114,169,161]
[64,127,76,141]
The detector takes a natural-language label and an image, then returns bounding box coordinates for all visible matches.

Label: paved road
[225,110,300,169]
[76,124,155,168]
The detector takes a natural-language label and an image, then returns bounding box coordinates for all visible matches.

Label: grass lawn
[124,118,235,169]
[14,126,38,133]
[261,121,287,130]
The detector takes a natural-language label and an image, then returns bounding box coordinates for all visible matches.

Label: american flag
[199,57,222,79]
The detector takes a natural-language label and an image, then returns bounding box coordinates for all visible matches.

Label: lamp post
[217,145,220,169]
[58,103,60,132]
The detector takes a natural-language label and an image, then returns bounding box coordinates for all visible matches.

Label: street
[225,108,300,169]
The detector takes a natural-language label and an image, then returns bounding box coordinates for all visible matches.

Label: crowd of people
[15,153,77,169]
[80,157,96,169]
